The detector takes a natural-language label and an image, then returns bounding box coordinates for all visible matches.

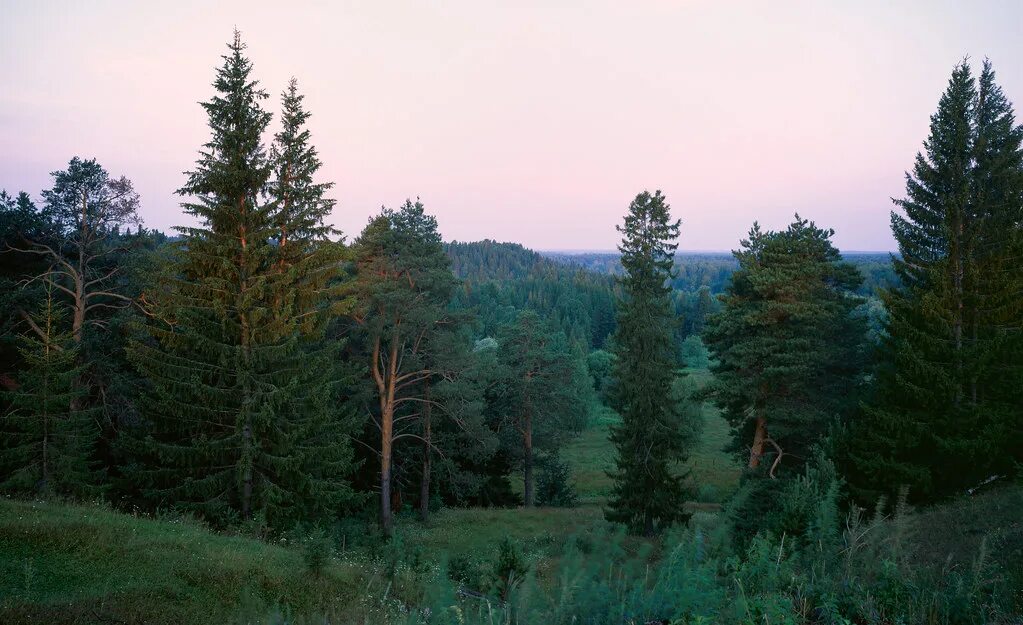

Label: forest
[1,33,1021,625]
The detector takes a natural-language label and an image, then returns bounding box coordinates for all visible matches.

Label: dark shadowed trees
[605,190,694,536]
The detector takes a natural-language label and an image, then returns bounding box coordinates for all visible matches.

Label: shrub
[302,528,331,577]
[490,538,529,601]
[535,454,578,507]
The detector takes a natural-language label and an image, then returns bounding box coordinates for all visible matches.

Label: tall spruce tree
[847,60,1023,503]
[0,285,100,496]
[128,32,355,528]
[702,217,866,478]
[605,190,692,536]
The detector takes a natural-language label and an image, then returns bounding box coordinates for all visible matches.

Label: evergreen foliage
[128,32,355,528]
[605,190,693,536]
[494,310,591,506]
[702,216,866,477]
[847,60,1023,503]
[0,287,100,496]
[446,240,616,349]
[346,199,459,534]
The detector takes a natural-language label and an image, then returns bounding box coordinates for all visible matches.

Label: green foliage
[703,216,867,476]
[127,32,356,529]
[492,311,593,506]
[680,335,710,369]
[534,453,578,507]
[345,198,462,532]
[301,527,331,577]
[5,481,1023,624]
[585,348,614,400]
[446,240,617,349]
[847,60,1023,504]
[0,289,100,496]
[490,537,529,601]
[605,190,695,535]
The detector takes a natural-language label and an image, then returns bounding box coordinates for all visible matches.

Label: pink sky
[2,1,1022,251]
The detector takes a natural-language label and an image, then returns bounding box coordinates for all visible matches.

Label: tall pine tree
[605,190,692,536]
[702,217,866,477]
[128,32,355,528]
[847,60,1023,503]
[346,199,457,536]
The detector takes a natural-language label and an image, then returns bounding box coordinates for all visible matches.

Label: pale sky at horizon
[3,1,1022,252]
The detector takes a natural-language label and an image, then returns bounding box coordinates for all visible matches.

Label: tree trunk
[378,335,399,537]
[523,407,534,507]
[41,410,49,491]
[241,419,253,520]
[749,415,767,469]
[643,509,654,537]
[419,384,432,522]
[380,401,393,536]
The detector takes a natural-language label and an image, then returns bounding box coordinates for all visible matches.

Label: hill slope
[0,499,364,624]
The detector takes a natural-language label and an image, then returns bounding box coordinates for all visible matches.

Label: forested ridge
[1,34,1021,625]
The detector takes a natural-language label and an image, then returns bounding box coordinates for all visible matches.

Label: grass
[398,366,742,557]
[0,498,365,624]
[560,405,619,505]
[0,368,745,623]
[563,367,741,507]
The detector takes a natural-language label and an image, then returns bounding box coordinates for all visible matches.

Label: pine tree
[0,286,100,495]
[847,60,1023,503]
[702,217,866,478]
[495,310,588,507]
[347,199,457,536]
[127,32,355,528]
[605,190,692,536]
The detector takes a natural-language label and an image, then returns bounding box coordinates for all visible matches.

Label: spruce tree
[605,190,692,536]
[847,60,1023,503]
[702,217,866,477]
[0,286,100,496]
[128,32,355,528]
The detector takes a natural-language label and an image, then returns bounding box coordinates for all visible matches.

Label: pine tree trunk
[419,384,432,522]
[380,401,394,536]
[378,335,399,537]
[523,407,534,507]
[749,415,767,469]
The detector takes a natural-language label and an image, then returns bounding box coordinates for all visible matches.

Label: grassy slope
[0,499,364,624]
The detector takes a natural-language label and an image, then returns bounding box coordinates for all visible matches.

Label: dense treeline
[446,240,617,349]
[1,34,1021,624]
[547,250,899,296]
[0,34,598,537]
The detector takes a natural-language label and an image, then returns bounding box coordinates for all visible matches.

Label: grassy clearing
[400,367,741,556]
[0,499,364,624]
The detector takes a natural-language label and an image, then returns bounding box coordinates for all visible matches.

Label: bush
[535,454,578,507]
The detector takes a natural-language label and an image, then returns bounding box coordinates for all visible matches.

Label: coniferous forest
[2,27,1023,625]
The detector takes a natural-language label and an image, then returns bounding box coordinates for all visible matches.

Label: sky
[2,1,1022,252]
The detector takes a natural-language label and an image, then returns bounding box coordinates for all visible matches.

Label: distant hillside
[543,250,898,295]
[445,240,616,348]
